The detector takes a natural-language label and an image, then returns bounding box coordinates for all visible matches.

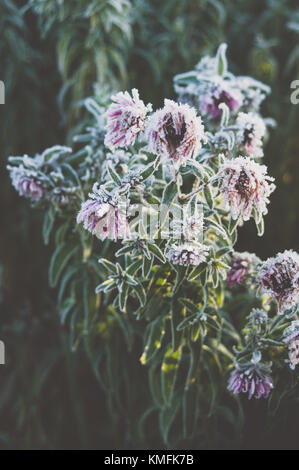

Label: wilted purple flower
[236,112,266,158]
[220,156,275,221]
[200,84,242,119]
[283,321,299,369]
[166,242,209,266]
[146,99,206,169]
[14,176,43,201]
[77,186,130,241]
[104,89,152,150]
[227,251,260,287]
[228,364,273,399]
[257,250,299,313]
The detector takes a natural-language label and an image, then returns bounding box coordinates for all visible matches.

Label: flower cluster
[258,250,299,313]
[228,362,273,400]
[7,147,79,206]
[174,47,270,123]
[219,156,275,222]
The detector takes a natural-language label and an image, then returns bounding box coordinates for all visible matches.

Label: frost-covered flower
[77,185,130,241]
[166,242,209,266]
[146,99,206,169]
[247,308,268,325]
[200,84,242,119]
[228,363,273,399]
[257,250,299,313]
[236,112,266,158]
[104,89,152,150]
[283,321,299,369]
[227,251,260,287]
[220,156,275,221]
[170,212,204,242]
[12,173,43,201]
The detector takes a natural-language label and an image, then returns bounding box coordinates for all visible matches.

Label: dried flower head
[258,250,299,313]
[236,112,266,158]
[104,89,152,150]
[166,242,209,266]
[220,156,275,221]
[11,171,43,201]
[146,99,206,169]
[77,185,130,241]
[200,83,242,119]
[227,251,260,287]
[228,363,273,399]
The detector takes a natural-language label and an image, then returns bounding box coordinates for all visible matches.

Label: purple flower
[228,365,273,399]
[258,250,299,313]
[146,99,206,169]
[220,156,275,221]
[227,251,260,287]
[13,176,43,201]
[236,112,266,158]
[200,84,242,119]
[104,88,152,150]
[77,189,130,241]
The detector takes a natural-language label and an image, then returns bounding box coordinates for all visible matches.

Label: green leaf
[49,242,78,288]
[188,263,207,281]
[42,206,55,245]
[98,258,117,274]
[108,162,121,184]
[148,243,166,263]
[159,400,180,445]
[140,158,159,181]
[149,365,164,407]
[183,386,200,439]
[119,282,129,312]
[161,345,182,406]
[204,185,214,209]
[142,255,153,277]
[126,259,143,276]
[216,43,228,76]
[134,282,147,307]
[161,180,177,208]
[140,316,166,364]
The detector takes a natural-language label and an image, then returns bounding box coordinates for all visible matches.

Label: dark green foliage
[0,0,298,450]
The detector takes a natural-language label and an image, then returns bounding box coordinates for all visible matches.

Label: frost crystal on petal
[77,185,130,241]
[166,242,209,266]
[104,89,152,150]
[220,156,275,221]
[146,99,206,169]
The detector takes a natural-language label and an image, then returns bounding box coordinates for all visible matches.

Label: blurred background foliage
[0,0,298,449]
